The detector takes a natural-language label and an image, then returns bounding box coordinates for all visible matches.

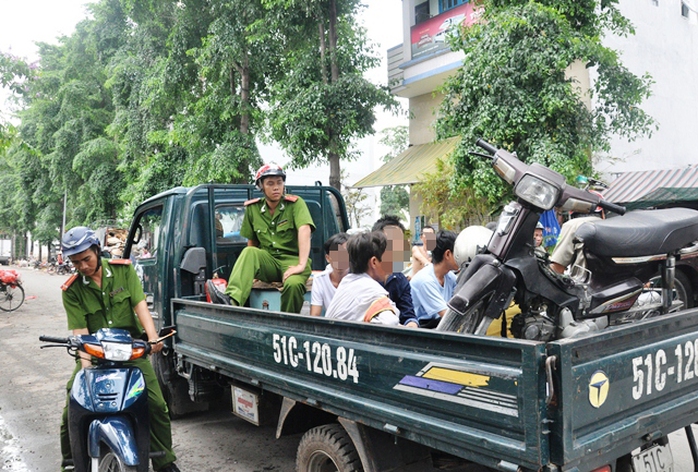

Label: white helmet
[454,225,493,267]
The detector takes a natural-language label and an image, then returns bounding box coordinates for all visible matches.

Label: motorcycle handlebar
[476,138,498,156]
[39,335,69,344]
[599,199,626,216]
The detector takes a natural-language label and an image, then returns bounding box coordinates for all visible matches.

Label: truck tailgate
[548,308,698,471]
[173,299,549,470]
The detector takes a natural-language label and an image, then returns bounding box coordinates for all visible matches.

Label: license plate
[632,443,673,472]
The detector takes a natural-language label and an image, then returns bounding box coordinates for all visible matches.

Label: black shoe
[157,463,181,472]
[206,280,232,305]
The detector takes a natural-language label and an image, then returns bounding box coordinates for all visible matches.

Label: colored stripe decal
[422,367,490,387]
[398,375,463,394]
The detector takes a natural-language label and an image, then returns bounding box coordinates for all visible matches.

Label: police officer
[59,227,179,472]
[207,163,315,313]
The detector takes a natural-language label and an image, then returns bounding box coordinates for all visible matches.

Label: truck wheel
[296,424,363,472]
[151,351,207,418]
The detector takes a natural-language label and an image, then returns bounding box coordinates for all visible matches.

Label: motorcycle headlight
[102,342,133,362]
[514,174,561,210]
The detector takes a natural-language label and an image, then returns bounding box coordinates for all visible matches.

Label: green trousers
[60,356,176,471]
[225,246,311,313]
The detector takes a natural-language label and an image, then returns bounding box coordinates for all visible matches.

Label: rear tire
[296,424,363,472]
[98,450,137,472]
[675,270,694,309]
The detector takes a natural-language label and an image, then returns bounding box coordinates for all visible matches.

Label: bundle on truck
[120,182,698,472]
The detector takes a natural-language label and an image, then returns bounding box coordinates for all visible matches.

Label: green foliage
[437,0,655,206]
[265,0,399,189]
[0,0,394,248]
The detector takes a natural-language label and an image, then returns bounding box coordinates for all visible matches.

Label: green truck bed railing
[172,299,549,471]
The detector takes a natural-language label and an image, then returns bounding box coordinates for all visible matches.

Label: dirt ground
[0,267,298,472]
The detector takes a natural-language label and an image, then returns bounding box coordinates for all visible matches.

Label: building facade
[387,0,698,182]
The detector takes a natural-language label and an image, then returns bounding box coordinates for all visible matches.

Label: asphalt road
[0,267,298,472]
[3,267,698,472]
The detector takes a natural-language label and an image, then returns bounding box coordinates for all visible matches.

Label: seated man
[325,231,400,325]
[410,230,459,329]
[208,164,315,313]
[310,232,349,316]
[372,216,419,328]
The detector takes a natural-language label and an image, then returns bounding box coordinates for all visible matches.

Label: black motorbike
[438,139,698,340]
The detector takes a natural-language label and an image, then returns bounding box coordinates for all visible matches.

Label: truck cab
[123,184,349,328]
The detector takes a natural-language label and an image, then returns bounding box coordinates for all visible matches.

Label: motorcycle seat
[575,208,698,258]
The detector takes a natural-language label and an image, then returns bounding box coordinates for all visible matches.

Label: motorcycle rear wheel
[98,451,137,472]
[436,299,487,334]
[0,284,24,312]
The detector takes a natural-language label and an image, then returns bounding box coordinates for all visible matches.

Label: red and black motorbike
[438,139,698,340]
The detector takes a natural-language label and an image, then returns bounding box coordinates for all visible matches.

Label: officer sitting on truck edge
[59,226,179,472]
[207,163,316,313]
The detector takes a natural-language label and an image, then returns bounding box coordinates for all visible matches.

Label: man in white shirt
[310,232,349,316]
[410,230,459,328]
[325,231,400,325]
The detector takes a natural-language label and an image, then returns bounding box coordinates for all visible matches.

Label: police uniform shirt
[62,259,146,338]
[240,195,316,256]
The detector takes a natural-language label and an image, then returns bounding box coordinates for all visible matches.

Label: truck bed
[172,299,698,471]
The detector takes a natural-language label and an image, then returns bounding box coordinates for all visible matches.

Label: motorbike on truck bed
[438,139,698,340]
[118,178,698,472]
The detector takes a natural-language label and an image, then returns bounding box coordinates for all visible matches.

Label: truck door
[129,205,165,324]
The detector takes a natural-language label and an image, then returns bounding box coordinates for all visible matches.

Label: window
[415,2,430,24]
[214,205,247,244]
[682,1,690,17]
[439,0,468,14]
[132,206,163,261]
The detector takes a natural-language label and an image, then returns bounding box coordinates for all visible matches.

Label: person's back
[325,231,400,325]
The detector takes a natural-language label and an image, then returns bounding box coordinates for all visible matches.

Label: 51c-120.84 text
[272,333,359,384]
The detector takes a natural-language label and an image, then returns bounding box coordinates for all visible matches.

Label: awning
[603,166,698,210]
[352,137,460,188]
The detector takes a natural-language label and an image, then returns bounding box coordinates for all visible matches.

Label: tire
[98,450,137,472]
[0,284,25,312]
[649,270,694,310]
[436,299,487,334]
[47,265,56,275]
[151,351,208,418]
[296,424,363,472]
[675,270,694,309]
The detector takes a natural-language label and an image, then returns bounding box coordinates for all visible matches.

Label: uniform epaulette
[61,274,79,291]
[244,197,261,206]
[283,194,299,203]
[108,259,132,265]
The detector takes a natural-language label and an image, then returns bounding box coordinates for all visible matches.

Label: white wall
[596,0,698,178]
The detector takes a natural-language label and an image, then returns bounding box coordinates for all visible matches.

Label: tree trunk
[318,21,327,84]
[240,54,250,135]
[327,0,341,191]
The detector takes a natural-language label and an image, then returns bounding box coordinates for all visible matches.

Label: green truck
[122,183,698,472]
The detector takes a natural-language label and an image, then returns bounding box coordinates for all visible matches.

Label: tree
[436,0,655,206]
[264,0,398,190]
[377,126,409,220]
[340,169,371,229]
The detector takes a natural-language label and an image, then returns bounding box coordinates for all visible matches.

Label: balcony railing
[387,45,405,92]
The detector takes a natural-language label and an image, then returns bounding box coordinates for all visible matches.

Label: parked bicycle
[0,268,25,311]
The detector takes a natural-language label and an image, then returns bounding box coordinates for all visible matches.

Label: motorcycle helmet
[536,221,544,230]
[454,225,493,267]
[254,163,286,190]
[61,226,101,257]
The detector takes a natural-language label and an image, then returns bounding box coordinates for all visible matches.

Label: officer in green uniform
[59,226,180,472]
[207,163,315,313]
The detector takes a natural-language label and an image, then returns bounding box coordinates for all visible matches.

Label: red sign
[410,3,480,60]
